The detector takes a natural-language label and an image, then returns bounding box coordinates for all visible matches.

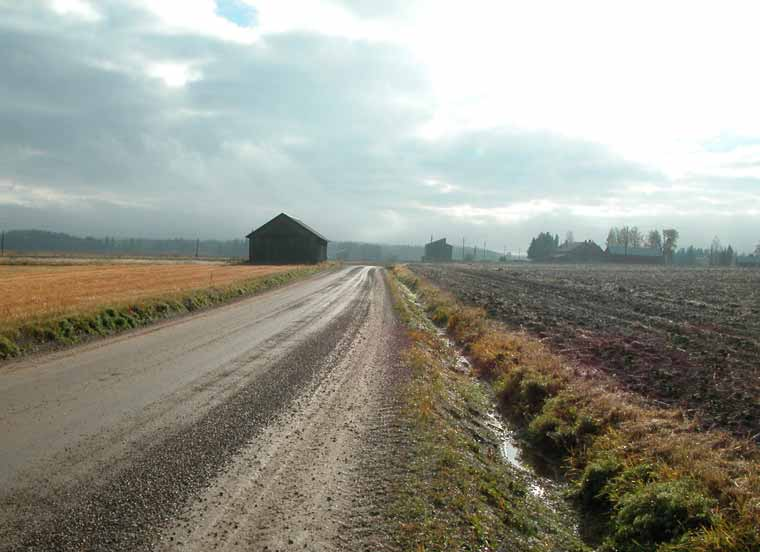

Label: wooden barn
[246,213,328,265]
[423,238,453,262]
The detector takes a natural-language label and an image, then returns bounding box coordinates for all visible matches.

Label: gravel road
[0,266,406,551]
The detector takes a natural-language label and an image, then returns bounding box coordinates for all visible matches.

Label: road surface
[0,266,405,551]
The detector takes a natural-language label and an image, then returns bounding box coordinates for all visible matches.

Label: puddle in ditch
[436,327,563,497]
[399,279,591,545]
[437,328,586,534]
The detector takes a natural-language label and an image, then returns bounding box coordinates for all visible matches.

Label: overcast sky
[1,0,759,252]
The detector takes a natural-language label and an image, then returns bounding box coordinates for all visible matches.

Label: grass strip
[393,264,760,552]
[0,263,335,362]
[385,269,588,552]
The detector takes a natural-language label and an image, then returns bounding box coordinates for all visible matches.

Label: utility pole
[484,241,486,260]
[195,238,200,258]
[462,237,465,262]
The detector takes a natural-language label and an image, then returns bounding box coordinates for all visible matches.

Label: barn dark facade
[246,213,328,264]
[423,238,453,262]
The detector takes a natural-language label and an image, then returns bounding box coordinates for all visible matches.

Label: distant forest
[0,230,249,258]
[0,229,503,262]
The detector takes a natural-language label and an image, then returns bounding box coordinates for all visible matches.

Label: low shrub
[495,366,561,421]
[431,305,453,327]
[526,396,603,456]
[448,306,487,346]
[604,479,716,551]
[0,336,19,359]
[577,455,623,509]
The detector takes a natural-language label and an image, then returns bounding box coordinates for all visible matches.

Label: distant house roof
[549,240,604,261]
[428,238,450,247]
[556,242,585,252]
[246,213,328,243]
[607,245,662,257]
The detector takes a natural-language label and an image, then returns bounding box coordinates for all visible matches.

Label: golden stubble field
[0,263,298,327]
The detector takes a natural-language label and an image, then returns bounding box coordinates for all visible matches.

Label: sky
[1,0,759,252]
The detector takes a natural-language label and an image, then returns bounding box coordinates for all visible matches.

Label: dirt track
[0,266,405,551]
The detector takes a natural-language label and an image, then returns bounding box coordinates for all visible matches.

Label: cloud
[47,0,101,21]
[0,1,758,253]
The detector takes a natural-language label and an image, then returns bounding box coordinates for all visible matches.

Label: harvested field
[411,263,760,441]
[0,263,297,327]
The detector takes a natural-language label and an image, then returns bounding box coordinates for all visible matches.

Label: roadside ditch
[387,269,590,551]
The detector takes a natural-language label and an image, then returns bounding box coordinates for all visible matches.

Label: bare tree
[663,229,679,263]
[619,226,631,254]
[647,229,663,251]
[710,236,722,266]
[755,242,760,256]
[565,231,575,245]
[606,227,620,248]
[629,226,643,248]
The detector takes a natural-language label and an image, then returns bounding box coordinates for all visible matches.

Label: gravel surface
[0,266,406,551]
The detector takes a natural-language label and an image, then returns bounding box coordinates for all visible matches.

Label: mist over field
[1,1,760,252]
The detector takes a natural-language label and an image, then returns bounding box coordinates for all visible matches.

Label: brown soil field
[0,263,297,327]
[411,263,760,441]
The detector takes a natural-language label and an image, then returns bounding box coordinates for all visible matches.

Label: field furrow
[412,263,760,440]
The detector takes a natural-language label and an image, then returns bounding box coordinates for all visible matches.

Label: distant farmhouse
[606,245,664,264]
[246,213,328,264]
[549,241,605,263]
[423,238,453,262]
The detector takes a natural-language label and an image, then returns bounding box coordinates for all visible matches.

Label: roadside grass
[0,263,334,362]
[386,271,588,552]
[393,264,760,552]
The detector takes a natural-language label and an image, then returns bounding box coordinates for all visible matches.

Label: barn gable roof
[246,213,328,243]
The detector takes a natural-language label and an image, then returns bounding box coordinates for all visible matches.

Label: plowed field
[412,263,760,441]
[0,263,297,326]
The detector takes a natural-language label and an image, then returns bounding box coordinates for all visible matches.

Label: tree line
[672,237,750,266]
[527,226,760,265]
[0,230,248,258]
[527,227,680,261]
[606,226,680,261]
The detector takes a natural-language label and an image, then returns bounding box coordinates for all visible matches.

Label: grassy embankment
[386,269,587,551]
[0,263,334,361]
[391,265,759,552]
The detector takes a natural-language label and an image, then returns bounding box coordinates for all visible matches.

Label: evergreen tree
[527,232,558,260]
